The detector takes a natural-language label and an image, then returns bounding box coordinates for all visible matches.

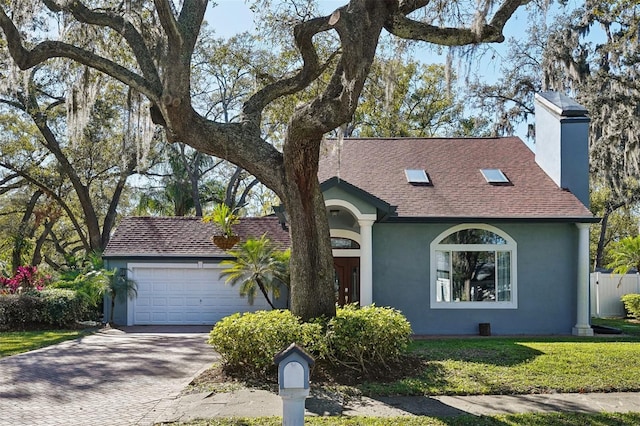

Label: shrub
[622,294,640,319]
[0,289,89,330]
[208,309,323,376]
[324,304,412,374]
[0,265,51,294]
[208,305,413,380]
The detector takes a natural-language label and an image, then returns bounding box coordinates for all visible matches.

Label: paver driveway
[0,326,217,426]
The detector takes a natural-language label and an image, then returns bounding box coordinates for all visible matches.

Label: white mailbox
[274,343,315,425]
[274,343,314,390]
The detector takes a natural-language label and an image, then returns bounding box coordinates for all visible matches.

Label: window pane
[451,251,495,302]
[440,229,506,245]
[331,237,360,249]
[435,251,451,302]
[497,251,511,301]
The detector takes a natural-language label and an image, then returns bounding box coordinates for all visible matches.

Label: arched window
[331,237,360,249]
[430,224,517,309]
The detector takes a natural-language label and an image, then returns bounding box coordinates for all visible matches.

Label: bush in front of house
[622,294,640,319]
[323,304,413,374]
[208,305,412,380]
[0,289,89,331]
[208,309,324,377]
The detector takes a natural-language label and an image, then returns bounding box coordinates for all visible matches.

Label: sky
[204,0,537,75]
[202,1,583,142]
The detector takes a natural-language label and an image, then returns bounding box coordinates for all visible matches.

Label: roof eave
[384,216,600,224]
[102,253,234,260]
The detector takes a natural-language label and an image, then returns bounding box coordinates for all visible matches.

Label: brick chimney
[534,92,590,208]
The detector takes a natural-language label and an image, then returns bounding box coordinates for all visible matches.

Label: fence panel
[590,272,640,318]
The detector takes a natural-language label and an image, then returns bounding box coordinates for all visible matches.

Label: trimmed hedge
[208,305,413,378]
[208,310,323,376]
[324,304,412,373]
[0,289,89,330]
[622,294,640,319]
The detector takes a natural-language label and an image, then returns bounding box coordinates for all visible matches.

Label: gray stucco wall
[372,222,579,335]
[102,258,129,325]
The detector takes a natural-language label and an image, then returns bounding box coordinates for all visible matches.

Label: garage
[129,264,270,325]
[102,216,290,326]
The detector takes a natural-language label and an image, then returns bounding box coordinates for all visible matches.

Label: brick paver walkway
[0,327,216,426]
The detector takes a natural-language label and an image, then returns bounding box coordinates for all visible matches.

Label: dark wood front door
[334,257,360,306]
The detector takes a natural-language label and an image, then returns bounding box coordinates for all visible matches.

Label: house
[104,92,598,336]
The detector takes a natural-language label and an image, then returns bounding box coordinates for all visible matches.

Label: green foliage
[203,203,240,236]
[0,289,89,330]
[324,304,413,373]
[606,236,640,275]
[208,305,412,379]
[208,310,323,376]
[220,235,289,308]
[103,268,138,324]
[621,294,640,318]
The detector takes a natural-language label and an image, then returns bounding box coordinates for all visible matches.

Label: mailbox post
[274,343,315,426]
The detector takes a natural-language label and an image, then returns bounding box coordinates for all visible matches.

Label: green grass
[0,330,87,357]
[359,331,640,396]
[164,412,640,425]
[592,317,640,336]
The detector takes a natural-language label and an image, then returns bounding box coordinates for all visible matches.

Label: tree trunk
[255,277,276,309]
[12,190,42,272]
[595,209,610,270]
[281,156,336,321]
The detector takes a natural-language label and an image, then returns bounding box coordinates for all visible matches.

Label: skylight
[405,169,431,185]
[481,168,510,184]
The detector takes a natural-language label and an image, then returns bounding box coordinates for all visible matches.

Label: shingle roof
[318,137,594,220]
[103,216,290,258]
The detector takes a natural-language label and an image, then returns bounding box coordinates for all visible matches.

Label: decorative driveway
[0,326,217,426]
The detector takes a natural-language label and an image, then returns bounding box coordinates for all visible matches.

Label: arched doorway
[325,200,375,306]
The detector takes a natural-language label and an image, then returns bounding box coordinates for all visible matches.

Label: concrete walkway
[159,388,640,422]
[0,326,216,426]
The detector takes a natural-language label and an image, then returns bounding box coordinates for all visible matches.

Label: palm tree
[220,235,289,309]
[103,268,138,324]
[607,235,640,287]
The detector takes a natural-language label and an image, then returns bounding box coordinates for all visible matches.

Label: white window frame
[430,224,517,309]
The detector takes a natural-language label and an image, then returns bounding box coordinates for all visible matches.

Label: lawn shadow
[411,338,546,367]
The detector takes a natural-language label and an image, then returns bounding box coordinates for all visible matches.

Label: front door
[334,257,360,306]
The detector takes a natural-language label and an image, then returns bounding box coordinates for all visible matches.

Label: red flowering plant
[0,265,51,294]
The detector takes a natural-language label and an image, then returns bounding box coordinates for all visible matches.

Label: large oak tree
[0,0,529,320]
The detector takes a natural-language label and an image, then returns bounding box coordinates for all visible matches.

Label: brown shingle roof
[103,216,290,258]
[318,137,593,220]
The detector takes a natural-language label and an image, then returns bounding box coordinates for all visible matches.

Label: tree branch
[153,0,183,47]
[43,0,162,91]
[243,16,337,121]
[0,161,90,252]
[386,0,531,45]
[0,8,157,99]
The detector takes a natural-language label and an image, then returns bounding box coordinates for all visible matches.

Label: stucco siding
[372,222,579,335]
[103,258,129,325]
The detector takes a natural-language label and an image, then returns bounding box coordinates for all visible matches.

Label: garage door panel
[132,266,271,325]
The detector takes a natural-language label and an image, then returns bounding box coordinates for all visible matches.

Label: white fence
[590,272,640,318]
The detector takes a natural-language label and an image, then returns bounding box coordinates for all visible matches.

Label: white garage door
[130,265,271,325]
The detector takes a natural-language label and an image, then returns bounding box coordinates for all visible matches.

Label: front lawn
[592,317,640,336]
[168,412,640,425]
[360,335,640,396]
[0,330,87,357]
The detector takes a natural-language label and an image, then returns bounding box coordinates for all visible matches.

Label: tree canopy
[0,0,530,320]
